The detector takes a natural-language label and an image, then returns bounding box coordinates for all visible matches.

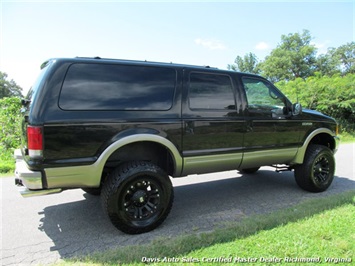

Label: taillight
[27,126,43,158]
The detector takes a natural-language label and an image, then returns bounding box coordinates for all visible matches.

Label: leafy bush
[0,158,15,173]
[277,73,355,132]
[0,97,22,172]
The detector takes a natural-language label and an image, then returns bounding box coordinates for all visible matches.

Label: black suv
[15,57,339,234]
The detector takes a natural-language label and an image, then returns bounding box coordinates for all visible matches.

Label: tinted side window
[242,77,286,118]
[59,63,176,110]
[188,72,235,110]
[242,77,284,107]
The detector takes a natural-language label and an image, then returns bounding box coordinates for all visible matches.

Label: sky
[1,0,354,94]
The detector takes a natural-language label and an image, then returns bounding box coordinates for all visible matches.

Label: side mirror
[292,103,302,116]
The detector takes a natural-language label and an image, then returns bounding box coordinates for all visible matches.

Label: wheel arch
[292,128,338,164]
[95,134,183,184]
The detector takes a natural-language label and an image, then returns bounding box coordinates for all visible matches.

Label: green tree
[0,97,22,172]
[0,97,22,151]
[276,73,355,132]
[259,30,317,82]
[316,43,355,76]
[0,71,23,98]
[334,42,355,74]
[228,52,261,74]
[315,51,341,77]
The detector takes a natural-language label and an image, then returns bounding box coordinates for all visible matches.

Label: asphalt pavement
[1,143,354,265]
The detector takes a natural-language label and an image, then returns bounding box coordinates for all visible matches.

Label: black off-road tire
[294,144,335,192]
[101,161,174,234]
[239,167,260,174]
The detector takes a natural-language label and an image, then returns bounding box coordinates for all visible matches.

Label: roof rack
[74,56,219,69]
[76,56,101,59]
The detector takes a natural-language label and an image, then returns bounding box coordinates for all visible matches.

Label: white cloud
[255,41,269,50]
[311,41,331,55]
[194,38,227,50]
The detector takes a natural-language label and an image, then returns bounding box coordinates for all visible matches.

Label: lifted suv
[15,57,339,234]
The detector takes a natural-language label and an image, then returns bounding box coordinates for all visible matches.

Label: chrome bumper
[14,149,62,197]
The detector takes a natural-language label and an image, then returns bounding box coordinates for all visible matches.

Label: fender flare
[95,134,183,177]
[292,128,338,164]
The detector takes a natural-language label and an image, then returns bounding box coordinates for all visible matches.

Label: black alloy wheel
[122,178,162,222]
[101,161,174,234]
[294,144,335,192]
[312,155,331,185]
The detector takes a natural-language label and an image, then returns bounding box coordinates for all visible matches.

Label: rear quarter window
[27,60,53,103]
[59,63,176,110]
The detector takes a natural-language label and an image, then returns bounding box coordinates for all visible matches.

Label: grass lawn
[187,204,354,265]
[339,131,355,143]
[63,190,354,266]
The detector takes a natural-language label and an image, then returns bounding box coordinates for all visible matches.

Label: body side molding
[45,134,183,188]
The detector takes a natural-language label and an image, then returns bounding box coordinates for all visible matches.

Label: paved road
[1,143,354,265]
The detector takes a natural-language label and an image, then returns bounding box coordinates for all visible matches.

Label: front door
[240,76,301,168]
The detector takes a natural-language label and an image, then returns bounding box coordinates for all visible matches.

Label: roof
[42,57,263,78]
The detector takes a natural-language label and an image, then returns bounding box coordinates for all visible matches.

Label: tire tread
[294,144,335,192]
[101,161,173,234]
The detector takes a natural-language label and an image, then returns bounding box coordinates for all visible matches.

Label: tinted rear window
[59,63,176,110]
[188,72,235,110]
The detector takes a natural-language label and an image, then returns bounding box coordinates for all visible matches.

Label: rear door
[181,70,245,175]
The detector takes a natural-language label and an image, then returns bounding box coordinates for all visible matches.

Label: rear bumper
[14,149,62,197]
